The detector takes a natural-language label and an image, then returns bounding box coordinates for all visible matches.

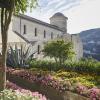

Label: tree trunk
[0,8,13,91]
[59,58,62,67]
[0,30,7,91]
[0,8,5,91]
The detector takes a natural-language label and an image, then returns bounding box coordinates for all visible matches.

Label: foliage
[64,58,100,75]
[55,71,100,88]
[29,58,100,75]
[29,59,100,87]
[0,89,47,100]
[29,60,61,71]
[43,40,75,65]
[80,57,98,63]
[0,0,38,13]
[7,45,32,68]
[0,0,38,91]
[7,67,100,100]
[6,81,47,100]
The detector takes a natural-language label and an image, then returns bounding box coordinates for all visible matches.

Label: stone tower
[50,12,68,33]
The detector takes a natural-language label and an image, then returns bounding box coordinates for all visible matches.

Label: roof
[54,12,64,16]
[50,12,68,19]
[15,14,64,32]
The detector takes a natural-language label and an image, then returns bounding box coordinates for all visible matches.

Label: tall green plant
[43,40,75,66]
[7,45,32,68]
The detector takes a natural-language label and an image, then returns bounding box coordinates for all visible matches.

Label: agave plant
[7,45,33,68]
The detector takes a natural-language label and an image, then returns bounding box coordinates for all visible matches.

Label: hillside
[79,28,100,60]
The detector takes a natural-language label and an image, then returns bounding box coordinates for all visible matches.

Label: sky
[26,0,100,34]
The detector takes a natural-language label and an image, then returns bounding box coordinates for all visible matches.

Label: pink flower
[89,88,100,100]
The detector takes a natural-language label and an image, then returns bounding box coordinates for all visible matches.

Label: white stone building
[0,12,83,60]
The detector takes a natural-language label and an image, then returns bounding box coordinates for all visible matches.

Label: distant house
[0,12,83,60]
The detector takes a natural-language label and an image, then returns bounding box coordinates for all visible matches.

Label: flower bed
[7,76,89,100]
[0,89,47,100]
[5,81,47,100]
[7,67,100,100]
[55,70,100,87]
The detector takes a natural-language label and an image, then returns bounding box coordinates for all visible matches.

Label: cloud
[54,0,67,9]
[38,0,81,13]
[47,0,61,6]
[26,0,100,34]
[56,1,80,12]
[64,0,100,34]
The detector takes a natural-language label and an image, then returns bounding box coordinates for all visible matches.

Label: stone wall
[0,13,83,60]
[61,33,83,61]
[12,15,63,59]
[71,34,83,61]
[13,16,62,42]
[0,20,27,53]
[50,15,67,33]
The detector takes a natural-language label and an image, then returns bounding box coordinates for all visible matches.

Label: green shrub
[29,60,61,71]
[29,58,100,75]
[7,45,33,68]
[43,40,75,66]
[64,59,100,75]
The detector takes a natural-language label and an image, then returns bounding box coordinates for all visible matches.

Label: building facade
[0,12,83,60]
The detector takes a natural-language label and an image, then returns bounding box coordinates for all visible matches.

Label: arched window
[37,45,40,54]
[23,25,26,34]
[44,30,46,38]
[35,28,37,36]
[57,34,59,38]
[51,32,53,39]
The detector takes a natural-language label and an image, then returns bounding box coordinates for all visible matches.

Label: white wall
[13,16,62,42]
[0,15,83,60]
[50,16,67,33]
[0,19,26,53]
[72,34,83,61]
[12,16,64,58]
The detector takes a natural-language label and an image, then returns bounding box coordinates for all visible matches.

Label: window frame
[23,25,26,34]
[35,28,37,36]
[37,45,40,54]
[44,30,46,38]
[51,32,53,39]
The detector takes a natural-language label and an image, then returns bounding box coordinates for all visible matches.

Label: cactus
[7,45,32,68]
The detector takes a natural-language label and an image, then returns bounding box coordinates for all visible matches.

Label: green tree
[0,0,37,91]
[43,40,75,66]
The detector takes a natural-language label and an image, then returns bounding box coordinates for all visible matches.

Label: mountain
[79,28,100,60]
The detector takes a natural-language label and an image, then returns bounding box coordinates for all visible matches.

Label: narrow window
[35,28,37,36]
[37,45,40,54]
[57,34,59,38]
[51,32,53,39]
[23,25,26,34]
[44,30,46,38]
